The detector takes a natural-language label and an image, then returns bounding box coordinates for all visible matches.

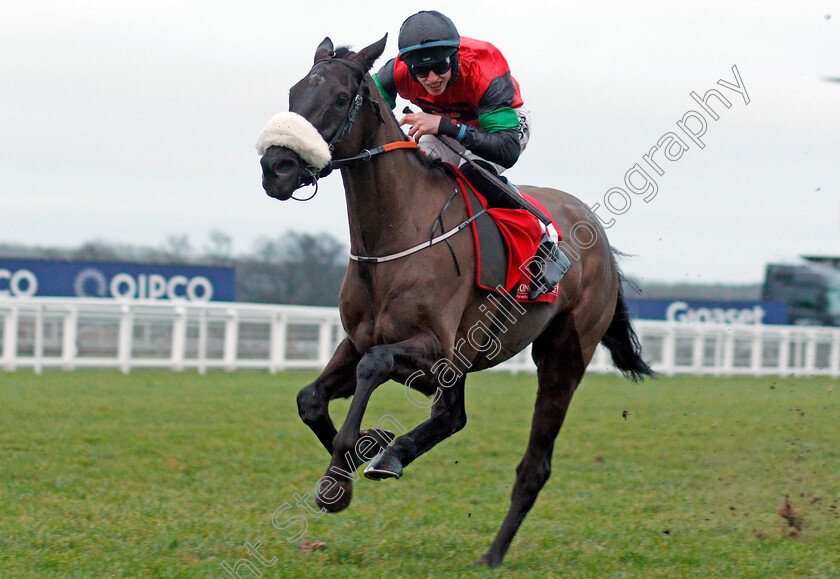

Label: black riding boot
[527,233,571,300]
[459,161,570,299]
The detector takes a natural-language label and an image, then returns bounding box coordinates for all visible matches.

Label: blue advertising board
[0,259,235,302]
[625,299,788,325]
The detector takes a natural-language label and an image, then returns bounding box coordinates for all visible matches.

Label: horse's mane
[336,44,447,173]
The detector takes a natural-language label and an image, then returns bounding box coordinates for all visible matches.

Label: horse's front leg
[296,338,358,453]
[315,335,442,513]
[297,338,396,456]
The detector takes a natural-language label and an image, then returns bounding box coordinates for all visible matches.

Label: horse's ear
[315,37,334,63]
[352,34,388,72]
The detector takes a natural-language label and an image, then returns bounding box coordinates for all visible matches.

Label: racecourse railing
[2,298,839,377]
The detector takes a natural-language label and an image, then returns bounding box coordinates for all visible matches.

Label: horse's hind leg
[365,374,467,480]
[297,339,394,455]
[479,311,586,568]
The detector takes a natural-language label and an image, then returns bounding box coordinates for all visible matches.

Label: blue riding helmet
[398,10,460,68]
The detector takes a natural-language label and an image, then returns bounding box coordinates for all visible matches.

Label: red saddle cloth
[449,165,563,304]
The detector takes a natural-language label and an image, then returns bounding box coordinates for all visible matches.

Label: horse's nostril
[260,148,302,201]
[274,159,298,177]
[260,148,300,181]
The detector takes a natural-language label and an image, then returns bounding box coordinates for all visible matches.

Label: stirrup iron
[527,235,571,300]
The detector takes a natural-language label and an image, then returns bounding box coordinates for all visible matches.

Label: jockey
[373,10,567,299]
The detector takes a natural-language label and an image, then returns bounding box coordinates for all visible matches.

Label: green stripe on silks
[372,74,397,110]
[479,107,519,133]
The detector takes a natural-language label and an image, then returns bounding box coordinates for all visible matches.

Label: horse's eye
[336,95,349,107]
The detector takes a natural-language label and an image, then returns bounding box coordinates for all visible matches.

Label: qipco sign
[0,268,39,297]
[108,273,214,301]
[0,260,236,302]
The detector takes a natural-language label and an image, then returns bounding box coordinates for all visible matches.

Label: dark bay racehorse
[259,35,652,567]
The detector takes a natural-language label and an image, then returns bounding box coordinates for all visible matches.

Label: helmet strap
[448,53,460,85]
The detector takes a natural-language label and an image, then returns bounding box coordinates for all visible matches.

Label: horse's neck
[341,149,428,258]
[340,98,451,258]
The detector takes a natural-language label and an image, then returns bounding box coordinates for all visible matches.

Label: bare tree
[204,229,233,263]
[163,235,193,262]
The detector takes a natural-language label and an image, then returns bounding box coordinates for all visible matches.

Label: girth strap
[350,205,487,264]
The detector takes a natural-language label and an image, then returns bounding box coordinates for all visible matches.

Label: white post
[803,330,817,375]
[721,327,735,376]
[691,329,705,375]
[318,319,333,368]
[750,325,763,376]
[830,329,840,379]
[2,304,19,371]
[792,331,804,377]
[34,304,45,374]
[710,328,723,377]
[62,305,78,371]
[778,327,791,376]
[330,325,343,358]
[197,306,208,375]
[270,312,287,374]
[118,303,134,374]
[661,322,677,376]
[223,309,239,371]
[171,305,187,371]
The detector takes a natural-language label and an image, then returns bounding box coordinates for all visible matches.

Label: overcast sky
[1,1,837,284]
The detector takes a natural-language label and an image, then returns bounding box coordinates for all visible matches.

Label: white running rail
[1,298,839,377]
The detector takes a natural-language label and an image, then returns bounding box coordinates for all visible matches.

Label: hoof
[359,428,395,451]
[364,450,403,480]
[472,554,502,568]
[340,429,395,471]
[315,476,353,513]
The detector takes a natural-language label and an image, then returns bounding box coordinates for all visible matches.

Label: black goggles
[410,57,452,78]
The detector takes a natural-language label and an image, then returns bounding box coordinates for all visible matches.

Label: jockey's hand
[399,112,441,141]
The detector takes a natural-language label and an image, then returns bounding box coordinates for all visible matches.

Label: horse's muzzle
[260,146,305,201]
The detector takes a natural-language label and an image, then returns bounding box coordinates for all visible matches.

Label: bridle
[317,55,371,147]
[285,53,486,268]
[291,53,406,199]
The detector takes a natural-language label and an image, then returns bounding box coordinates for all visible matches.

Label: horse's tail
[599,262,654,382]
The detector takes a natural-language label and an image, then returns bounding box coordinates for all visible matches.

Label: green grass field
[1,369,838,578]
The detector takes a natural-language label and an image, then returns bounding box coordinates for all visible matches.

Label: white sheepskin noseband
[255,112,332,170]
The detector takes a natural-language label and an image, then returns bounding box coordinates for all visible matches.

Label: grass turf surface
[1,370,838,577]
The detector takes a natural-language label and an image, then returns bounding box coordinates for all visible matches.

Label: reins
[291,140,419,201]
[329,141,419,169]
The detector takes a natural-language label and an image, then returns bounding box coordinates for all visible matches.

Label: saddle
[442,164,563,304]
